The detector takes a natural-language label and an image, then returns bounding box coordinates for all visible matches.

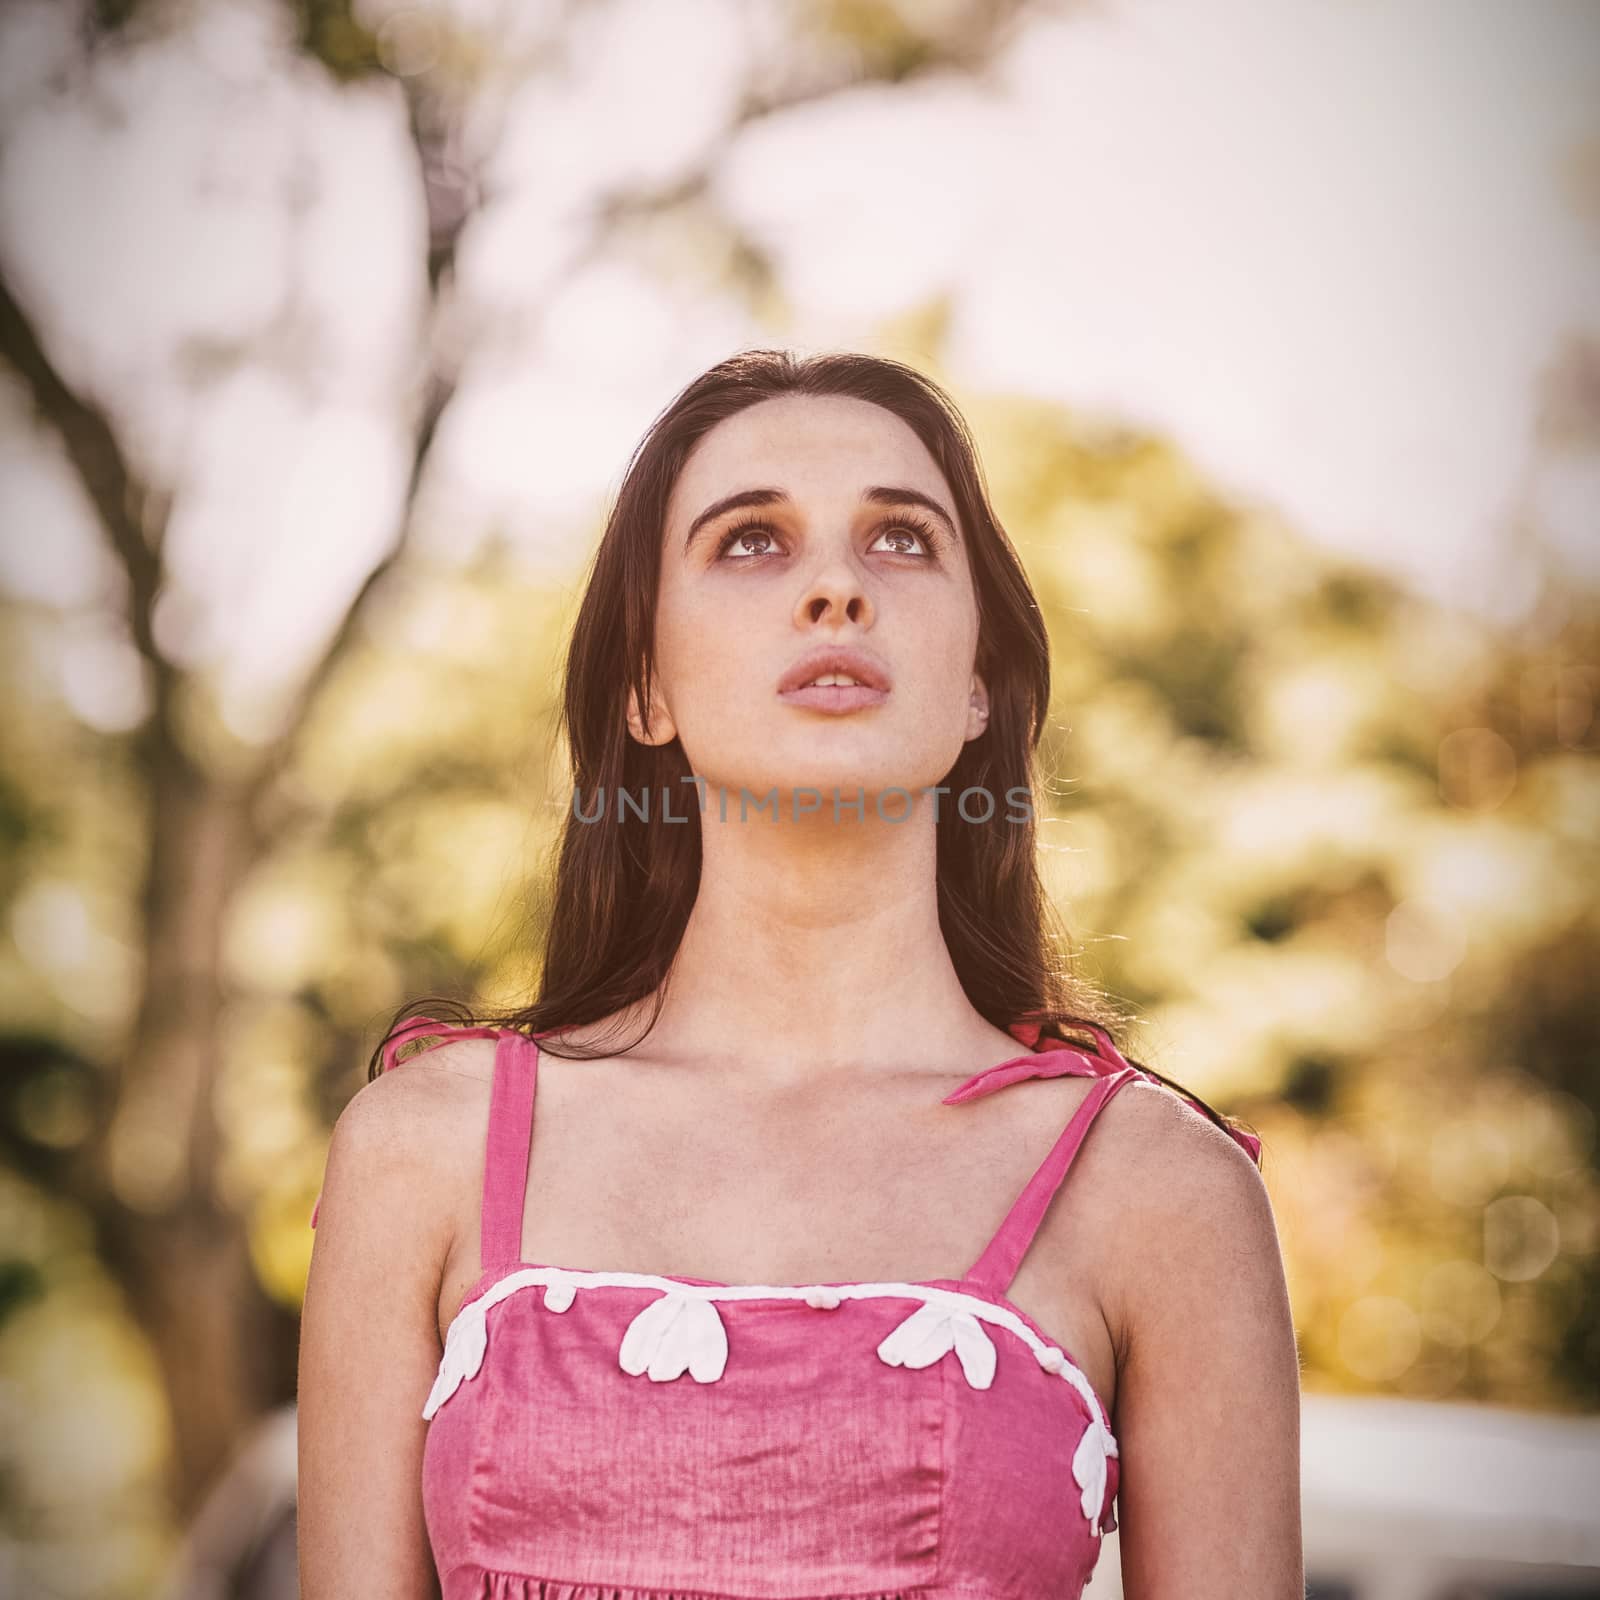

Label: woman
[297,349,1303,1599]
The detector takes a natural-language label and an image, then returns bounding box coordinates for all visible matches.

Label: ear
[626,669,677,747]
[966,672,990,741]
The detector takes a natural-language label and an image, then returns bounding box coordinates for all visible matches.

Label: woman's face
[638,393,988,809]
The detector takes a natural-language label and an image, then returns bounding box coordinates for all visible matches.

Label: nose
[793,551,874,629]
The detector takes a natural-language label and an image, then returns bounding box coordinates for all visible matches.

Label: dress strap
[479,1030,540,1274]
[960,1064,1143,1299]
[949,1019,1264,1167]
[379,1014,504,1072]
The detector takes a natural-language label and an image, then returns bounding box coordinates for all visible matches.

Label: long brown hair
[368,348,1259,1158]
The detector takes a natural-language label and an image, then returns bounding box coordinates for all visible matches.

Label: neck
[645,785,992,1085]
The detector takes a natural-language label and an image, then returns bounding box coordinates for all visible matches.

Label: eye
[870,514,944,558]
[714,517,780,560]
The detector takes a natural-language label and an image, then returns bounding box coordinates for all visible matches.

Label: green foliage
[0,1258,45,1329]
[291,0,384,81]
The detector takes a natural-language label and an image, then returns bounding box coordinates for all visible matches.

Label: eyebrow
[682,485,961,552]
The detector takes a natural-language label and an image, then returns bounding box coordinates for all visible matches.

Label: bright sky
[0,0,1595,737]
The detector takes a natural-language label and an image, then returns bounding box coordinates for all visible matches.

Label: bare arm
[1106,1087,1305,1598]
[297,1061,474,1599]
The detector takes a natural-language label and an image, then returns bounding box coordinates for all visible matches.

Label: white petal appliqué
[1071,1417,1118,1529]
[543,1275,576,1312]
[877,1301,996,1389]
[877,1301,954,1368]
[951,1311,997,1390]
[618,1291,728,1383]
[422,1298,489,1420]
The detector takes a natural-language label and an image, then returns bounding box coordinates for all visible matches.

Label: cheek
[652,595,763,726]
[909,666,980,744]
[901,608,980,718]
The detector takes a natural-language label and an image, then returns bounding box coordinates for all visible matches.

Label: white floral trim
[422,1266,1118,1530]
[1072,1414,1119,1527]
[618,1288,729,1382]
[875,1298,997,1389]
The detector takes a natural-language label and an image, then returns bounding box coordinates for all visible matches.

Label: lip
[777,646,892,714]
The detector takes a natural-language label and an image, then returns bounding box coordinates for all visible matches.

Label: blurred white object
[1085,1392,1600,1598]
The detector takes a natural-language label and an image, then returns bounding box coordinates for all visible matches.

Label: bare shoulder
[1086,1076,1284,1321]
[318,1036,499,1250]
[1098,1074,1267,1199]
[330,1036,496,1154]
[1081,1075,1280,1286]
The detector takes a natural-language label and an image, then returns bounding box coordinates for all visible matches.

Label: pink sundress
[312,1016,1261,1598]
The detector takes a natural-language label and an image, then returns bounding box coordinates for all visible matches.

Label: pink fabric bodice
[315,1017,1261,1599]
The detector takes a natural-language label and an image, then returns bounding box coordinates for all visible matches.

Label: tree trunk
[89,749,299,1514]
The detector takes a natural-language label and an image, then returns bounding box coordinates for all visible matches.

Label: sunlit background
[1,1,1597,1597]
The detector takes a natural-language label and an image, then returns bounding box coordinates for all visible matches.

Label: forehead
[666,394,950,526]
